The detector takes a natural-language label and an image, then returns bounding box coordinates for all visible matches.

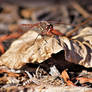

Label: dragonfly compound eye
[46,24,53,30]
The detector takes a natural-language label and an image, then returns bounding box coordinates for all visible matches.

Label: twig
[0,32,22,42]
[70,1,90,18]
[0,42,4,53]
[66,17,92,37]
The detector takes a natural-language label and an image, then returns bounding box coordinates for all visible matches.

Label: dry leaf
[0,30,63,69]
[58,27,92,67]
[0,27,92,69]
[72,27,92,45]
[71,27,92,67]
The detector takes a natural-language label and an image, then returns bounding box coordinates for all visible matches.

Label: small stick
[61,69,76,86]
[66,17,92,37]
[0,32,22,42]
[70,1,90,18]
[76,77,92,84]
[0,42,4,53]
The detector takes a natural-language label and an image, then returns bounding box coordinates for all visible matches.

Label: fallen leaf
[0,26,92,69]
[0,30,63,69]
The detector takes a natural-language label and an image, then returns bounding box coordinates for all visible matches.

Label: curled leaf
[0,30,63,69]
[0,27,92,69]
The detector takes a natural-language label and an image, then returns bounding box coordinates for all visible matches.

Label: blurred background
[0,0,91,54]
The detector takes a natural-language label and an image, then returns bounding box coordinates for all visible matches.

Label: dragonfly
[0,17,91,54]
[20,21,65,36]
[0,21,70,54]
[19,21,68,45]
[19,17,91,38]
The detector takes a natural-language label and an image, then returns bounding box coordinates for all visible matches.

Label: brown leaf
[71,27,92,67]
[0,27,92,69]
[0,30,63,69]
[72,27,92,45]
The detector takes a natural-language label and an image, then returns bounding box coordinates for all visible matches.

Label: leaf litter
[0,22,92,91]
[0,26,92,68]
